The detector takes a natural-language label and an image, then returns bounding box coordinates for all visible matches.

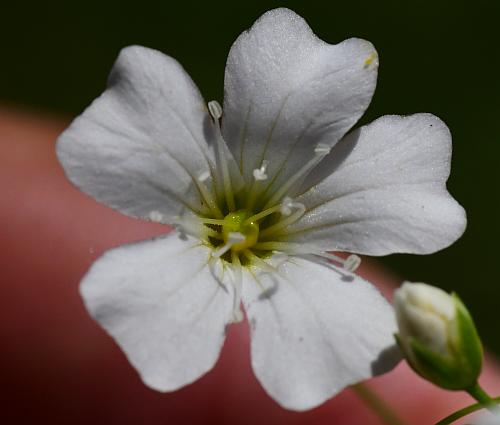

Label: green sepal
[394,333,422,377]
[451,293,483,384]
[409,337,470,390]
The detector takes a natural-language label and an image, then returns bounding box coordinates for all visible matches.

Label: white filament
[259,198,306,238]
[315,252,362,272]
[263,143,331,209]
[213,232,245,258]
[230,251,244,323]
[208,100,236,211]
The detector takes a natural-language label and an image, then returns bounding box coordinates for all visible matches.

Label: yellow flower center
[222,210,259,252]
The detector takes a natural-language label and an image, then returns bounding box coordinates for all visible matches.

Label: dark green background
[2,1,499,352]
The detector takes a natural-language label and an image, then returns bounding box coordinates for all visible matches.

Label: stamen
[263,143,331,210]
[243,204,282,224]
[242,197,303,226]
[208,256,225,287]
[244,182,260,211]
[213,232,245,258]
[195,171,223,218]
[245,160,269,210]
[230,251,244,323]
[260,199,306,239]
[208,100,236,212]
[343,254,362,272]
[314,252,362,272]
[253,160,269,181]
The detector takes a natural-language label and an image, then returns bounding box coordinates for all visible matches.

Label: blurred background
[1,0,499,423]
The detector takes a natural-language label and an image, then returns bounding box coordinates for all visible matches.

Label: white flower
[56,8,466,411]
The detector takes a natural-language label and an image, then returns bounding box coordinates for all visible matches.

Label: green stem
[434,396,500,425]
[352,383,408,425]
[467,383,498,413]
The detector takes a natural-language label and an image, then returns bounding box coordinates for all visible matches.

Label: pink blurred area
[0,106,498,424]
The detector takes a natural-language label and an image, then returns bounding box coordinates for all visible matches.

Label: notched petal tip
[223,9,380,192]
[242,257,398,411]
[290,112,466,256]
[56,40,215,223]
[79,234,235,394]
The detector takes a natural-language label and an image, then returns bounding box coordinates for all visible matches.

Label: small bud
[394,282,483,390]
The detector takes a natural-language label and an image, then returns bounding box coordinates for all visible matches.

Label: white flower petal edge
[242,256,399,411]
[80,233,235,391]
[286,114,467,255]
[223,8,378,196]
[57,45,215,223]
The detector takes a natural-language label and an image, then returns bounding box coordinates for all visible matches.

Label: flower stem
[434,396,500,425]
[467,383,498,412]
[352,383,407,425]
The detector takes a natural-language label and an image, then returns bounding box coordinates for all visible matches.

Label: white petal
[80,233,235,391]
[242,256,399,411]
[222,8,378,194]
[286,114,467,255]
[57,46,215,222]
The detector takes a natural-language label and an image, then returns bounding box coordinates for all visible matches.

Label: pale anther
[148,210,163,222]
[253,160,269,181]
[259,199,306,238]
[280,196,296,216]
[208,100,222,120]
[312,251,361,271]
[343,254,361,272]
[314,143,331,156]
[263,144,332,210]
[198,170,211,182]
[280,196,306,216]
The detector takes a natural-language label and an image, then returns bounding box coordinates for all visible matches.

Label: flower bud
[394,282,483,390]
